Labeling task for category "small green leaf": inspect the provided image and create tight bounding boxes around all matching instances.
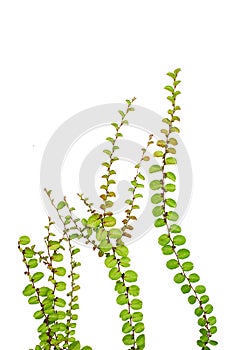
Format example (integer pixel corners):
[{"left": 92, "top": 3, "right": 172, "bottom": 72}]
[
  {"left": 173, "top": 273, "right": 185, "bottom": 284},
  {"left": 56, "top": 282, "right": 66, "bottom": 291},
  {"left": 33, "top": 310, "right": 44, "bottom": 319},
  {"left": 122, "top": 321, "right": 133, "bottom": 333},
  {"left": 57, "top": 201, "right": 66, "bottom": 210},
  {"left": 164, "top": 85, "right": 174, "bottom": 92},
  {"left": 32, "top": 272, "right": 44, "bottom": 283},
  {"left": 19, "top": 236, "right": 30, "bottom": 245},
  {"left": 151, "top": 193, "right": 163, "bottom": 204},
  {"left": 152, "top": 206, "right": 164, "bottom": 217},
  {"left": 54, "top": 267, "right": 66, "bottom": 276},
  {"left": 200, "top": 295, "right": 209, "bottom": 304},
  {"left": 208, "top": 316, "right": 217, "bottom": 325},
  {"left": 128, "top": 285, "right": 140, "bottom": 296},
  {"left": 154, "top": 218, "right": 166, "bottom": 227},
  {"left": 103, "top": 149, "right": 111, "bottom": 156},
  {"left": 149, "top": 164, "right": 161, "bottom": 173},
  {"left": 105, "top": 255, "right": 117, "bottom": 268},
  {"left": 154, "top": 151, "right": 164, "bottom": 157},
  {"left": 109, "top": 228, "right": 122, "bottom": 239},
  {"left": 28, "top": 296, "right": 39, "bottom": 304},
  {"left": 195, "top": 307, "right": 204, "bottom": 316},
  {"left": 177, "top": 248, "right": 190, "bottom": 259},
  {"left": 181, "top": 284, "right": 191, "bottom": 294},
  {"left": 122, "top": 334, "right": 134, "bottom": 346},
  {"left": 68, "top": 341, "right": 81, "bottom": 350},
  {"left": 55, "top": 298, "right": 66, "bottom": 308},
  {"left": 109, "top": 267, "right": 122, "bottom": 280},
  {"left": 173, "top": 235, "right": 186, "bottom": 245},
  {"left": 170, "top": 224, "right": 181, "bottom": 233},
  {"left": 204, "top": 304, "right": 213, "bottom": 314},
  {"left": 132, "top": 312, "right": 143, "bottom": 322},
  {"left": 124, "top": 270, "right": 138, "bottom": 283},
  {"left": 52, "top": 253, "right": 64, "bottom": 262},
  {"left": 166, "top": 259, "right": 179, "bottom": 269},
  {"left": 157, "top": 140, "right": 166, "bottom": 147},
  {"left": 166, "top": 172, "right": 176, "bottom": 181},
  {"left": 150, "top": 180, "right": 162, "bottom": 191},
  {"left": 96, "top": 228, "right": 107, "bottom": 241},
  {"left": 195, "top": 285, "right": 206, "bottom": 294},
  {"left": 116, "top": 294, "right": 128, "bottom": 305},
  {"left": 168, "top": 138, "right": 178, "bottom": 146},
  {"left": 188, "top": 295, "right": 197, "bottom": 304},
  {"left": 103, "top": 216, "right": 116, "bottom": 227},
  {"left": 87, "top": 214, "right": 101, "bottom": 228},
  {"left": 165, "top": 198, "right": 177, "bottom": 208},
  {"left": 136, "top": 334, "right": 145, "bottom": 347},
  {"left": 165, "top": 157, "right": 177, "bottom": 165},
  {"left": 115, "top": 281, "right": 126, "bottom": 294},
  {"left": 182, "top": 262, "right": 194, "bottom": 271},
  {"left": 167, "top": 211, "right": 179, "bottom": 221},
  {"left": 158, "top": 234, "right": 170, "bottom": 246},
  {"left": 162, "top": 245, "right": 173, "bottom": 255},
  {"left": 165, "top": 183, "right": 176, "bottom": 192},
  {"left": 115, "top": 245, "right": 129, "bottom": 257},
  {"left": 28, "top": 259, "right": 38, "bottom": 269},
  {"left": 131, "top": 298, "right": 143, "bottom": 310},
  {"left": 120, "top": 309, "right": 131, "bottom": 321},
  {"left": 134, "top": 322, "right": 145, "bottom": 333},
  {"left": 189, "top": 273, "right": 200, "bottom": 283}
]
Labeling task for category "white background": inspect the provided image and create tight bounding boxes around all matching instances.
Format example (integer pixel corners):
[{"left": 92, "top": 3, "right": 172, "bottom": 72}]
[{"left": 0, "top": 1, "right": 232, "bottom": 349}]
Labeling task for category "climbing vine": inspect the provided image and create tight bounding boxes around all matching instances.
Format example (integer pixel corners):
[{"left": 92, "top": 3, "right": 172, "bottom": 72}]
[{"left": 18, "top": 69, "right": 218, "bottom": 350}]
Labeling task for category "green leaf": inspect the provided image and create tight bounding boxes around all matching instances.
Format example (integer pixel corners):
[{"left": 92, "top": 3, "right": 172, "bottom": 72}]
[
  {"left": 53, "top": 299, "right": 66, "bottom": 309},
  {"left": 170, "top": 126, "right": 180, "bottom": 133},
  {"left": 54, "top": 267, "right": 66, "bottom": 276},
  {"left": 165, "top": 157, "right": 177, "bottom": 165},
  {"left": 154, "top": 218, "right": 166, "bottom": 227},
  {"left": 177, "top": 248, "right": 190, "bottom": 259},
  {"left": 28, "top": 296, "right": 39, "bottom": 304},
  {"left": 122, "top": 321, "right": 133, "bottom": 333},
  {"left": 19, "top": 235, "right": 30, "bottom": 245},
  {"left": 106, "top": 137, "right": 114, "bottom": 143},
  {"left": 188, "top": 295, "right": 197, "bottom": 304},
  {"left": 152, "top": 206, "right": 164, "bottom": 217},
  {"left": 116, "top": 294, "right": 128, "bottom": 305},
  {"left": 131, "top": 298, "right": 143, "bottom": 310},
  {"left": 28, "top": 259, "right": 38, "bottom": 269},
  {"left": 96, "top": 228, "right": 107, "bottom": 241},
  {"left": 149, "top": 164, "right": 161, "bottom": 173},
  {"left": 164, "top": 85, "right": 174, "bottom": 92},
  {"left": 167, "top": 211, "right": 179, "bottom": 221},
  {"left": 122, "top": 334, "right": 134, "bottom": 346},
  {"left": 162, "top": 118, "right": 171, "bottom": 125},
  {"left": 87, "top": 214, "right": 101, "bottom": 228},
  {"left": 132, "top": 312, "right": 143, "bottom": 322},
  {"left": 124, "top": 270, "right": 138, "bottom": 283},
  {"left": 115, "top": 245, "right": 129, "bottom": 257},
  {"left": 174, "top": 68, "right": 181, "bottom": 75},
  {"left": 118, "top": 110, "right": 125, "bottom": 118},
  {"left": 128, "top": 285, "right": 140, "bottom": 296},
  {"left": 200, "top": 295, "right": 209, "bottom": 304},
  {"left": 68, "top": 341, "right": 81, "bottom": 350},
  {"left": 120, "top": 309, "right": 131, "bottom": 321},
  {"left": 195, "top": 285, "right": 206, "bottom": 294},
  {"left": 158, "top": 234, "right": 170, "bottom": 246},
  {"left": 166, "top": 259, "right": 179, "bottom": 269},
  {"left": 103, "top": 149, "right": 111, "bottom": 156},
  {"left": 151, "top": 193, "right": 163, "bottom": 204},
  {"left": 32, "top": 272, "right": 44, "bottom": 283},
  {"left": 182, "top": 262, "right": 194, "bottom": 271},
  {"left": 136, "top": 334, "right": 145, "bottom": 347},
  {"left": 170, "top": 224, "right": 181, "bottom": 233},
  {"left": 198, "top": 318, "right": 206, "bottom": 327},
  {"left": 52, "top": 253, "right": 64, "bottom": 262},
  {"left": 48, "top": 241, "right": 61, "bottom": 250},
  {"left": 189, "top": 273, "right": 200, "bottom": 283},
  {"left": 57, "top": 201, "right": 66, "bottom": 210},
  {"left": 208, "top": 316, "right": 217, "bottom": 325},
  {"left": 105, "top": 255, "right": 117, "bottom": 268},
  {"left": 109, "top": 267, "right": 122, "bottom": 280},
  {"left": 195, "top": 307, "right": 203, "bottom": 317},
  {"left": 120, "top": 257, "right": 131, "bottom": 267},
  {"left": 173, "top": 273, "right": 185, "bottom": 284},
  {"left": 33, "top": 310, "right": 44, "bottom": 319},
  {"left": 134, "top": 322, "right": 145, "bottom": 333},
  {"left": 103, "top": 216, "right": 116, "bottom": 227},
  {"left": 181, "top": 284, "right": 191, "bottom": 294},
  {"left": 109, "top": 228, "right": 122, "bottom": 239},
  {"left": 165, "top": 198, "right": 177, "bottom": 208},
  {"left": 24, "top": 248, "right": 34, "bottom": 258},
  {"left": 209, "top": 340, "right": 218, "bottom": 346},
  {"left": 173, "top": 235, "right": 186, "bottom": 245},
  {"left": 165, "top": 171, "right": 176, "bottom": 181},
  {"left": 168, "top": 138, "right": 178, "bottom": 146},
  {"left": 154, "top": 151, "right": 164, "bottom": 157},
  {"left": 157, "top": 139, "right": 166, "bottom": 147},
  {"left": 204, "top": 304, "right": 213, "bottom": 314},
  {"left": 165, "top": 183, "right": 176, "bottom": 192},
  {"left": 56, "top": 282, "right": 66, "bottom": 291},
  {"left": 38, "top": 287, "right": 50, "bottom": 297},
  {"left": 150, "top": 180, "right": 162, "bottom": 191},
  {"left": 161, "top": 245, "right": 173, "bottom": 255},
  {"left": 167, "top": 72, "right": 176, "bottom": 79}
]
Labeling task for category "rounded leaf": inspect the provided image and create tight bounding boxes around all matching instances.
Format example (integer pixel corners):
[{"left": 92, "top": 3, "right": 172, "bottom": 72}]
[
  {"left": 32, "top": 272, "right": 44, "bottom": 283},
  {"left": 173, "top": 273, "right": 185, "bottom": 284},
  {"left": 151, "top": 193, "right": 163, "bottom": 204},
  {"left": 19, "top": 235, "right": 30, "bottom": 245},
  {"left": 165, "top": 198, "right": 177, "bottom": 208},
  {"left": 154, "top": 218, "right": 166, "bottom": 227},
  {"left": 152, "top": 206, "right": 164, "bottom": 217},
  {"left": 195, "top": 285, "right": 206, "bottom": 294},
  {"left": 167, "top": 211, "right": 179, "bottom": 221},
  {"left": 122, "top": 334, "right": 134, "bottom": 346},
  {"left": 120, "top": 309, "right": 131, "bottom": 321},
  {"left": 115, "top": 245, "right": 129, "bottom": 257},
  {"left": 182, "top": 262, "right": 194, "bottom": 271},
  {"left": 166, "top": 259, "right": 179, "bottom": 269},
  {"left": 149, "top": 164, "right": 161, "bottom": 173},
  {"left": 131, "top": 298, "right": 143, "bottom": 310},
  {"left": 173, "top": 235, "right": 186, "bottom": 245},
  {"left": 134, "top": 322, "right": 145, "bottom": 333},
  {"left": 177, "top": 248, "right": 190, "bottom": 259},
  {"left": 116, "top": 294, "right": 128, "bottom": 305},
  {"left": 124, "top": 270, "right": 138, "bottom": 283},
  {"left": 103, "top": 216, "right": 116, "bottom": 227},
  {"left": 150, "top": 180, "right": 162, "bottom": 191},
  {"left": 162, "top": 245, "right": 173, "bottom": 255},
  {"left": 109, "top": 267, "right": 122, "bottom": 280},
  {"left": 158, "top": 234, "right": 170, "bottom": 246},
  {"left": 132, "top": 312, "right": 143, "bottom": 322}
]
